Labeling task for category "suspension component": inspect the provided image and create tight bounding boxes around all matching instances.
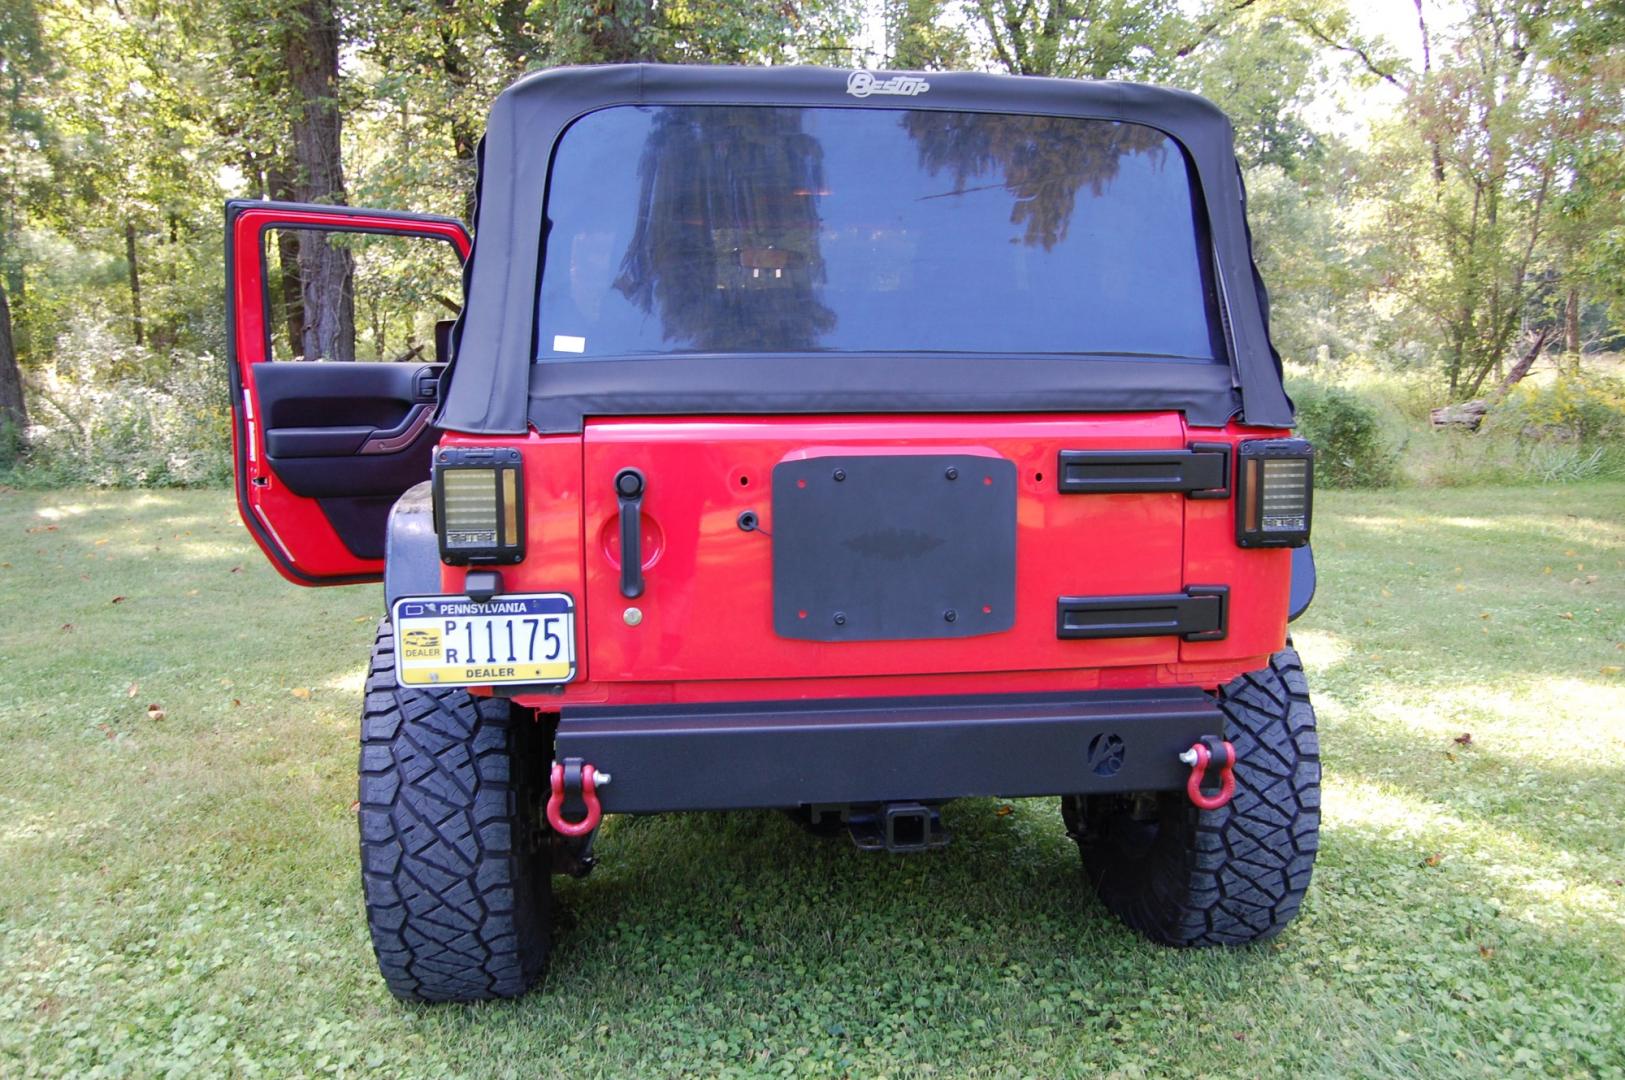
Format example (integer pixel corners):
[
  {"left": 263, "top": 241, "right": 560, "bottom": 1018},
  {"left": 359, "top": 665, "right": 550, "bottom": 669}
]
[
  {"left": 546, "top": 758, "right": 608, "bottom": 837},
  {"left": 1179, "top": 736, "right": 1237, "bottom": 811}
]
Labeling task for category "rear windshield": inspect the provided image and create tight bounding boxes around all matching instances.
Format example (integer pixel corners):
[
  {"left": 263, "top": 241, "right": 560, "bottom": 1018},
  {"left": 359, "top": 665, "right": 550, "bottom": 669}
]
[{"left": 534, "top": 105, "right": 1222, "bottom": 362}]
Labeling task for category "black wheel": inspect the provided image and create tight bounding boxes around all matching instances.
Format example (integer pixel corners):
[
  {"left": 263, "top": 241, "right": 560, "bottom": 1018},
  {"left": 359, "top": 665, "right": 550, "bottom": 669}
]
[
  {"left": 358, "top": 621, "right": 552, "bottom": 1001},
  {"left": 1065, "top": 648, "right": 1320, "bottom": 945}
]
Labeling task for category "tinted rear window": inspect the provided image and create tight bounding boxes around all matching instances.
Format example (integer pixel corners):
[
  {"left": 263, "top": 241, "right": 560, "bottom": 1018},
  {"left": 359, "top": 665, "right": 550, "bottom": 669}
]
[{"left": 535, "top": 105, "right": 1222, "bottom": 362}]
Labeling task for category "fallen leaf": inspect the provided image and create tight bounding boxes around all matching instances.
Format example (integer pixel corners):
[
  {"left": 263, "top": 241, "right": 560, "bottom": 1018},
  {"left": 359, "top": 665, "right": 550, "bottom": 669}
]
[
  {"left": 145, "top": 704, "right": 165, "bottom": 722},
  {"left": 1453, "top": 732, "right": 1473, "bottom": 747},
  {"left": 126, "top": 683, "right": 139, "bottom": 698},
  {"left": 1478, "top": 944, "right": 1494, "bottom": 959},
  {"left": 59, "top": 623, "right": 73, "bottom": 632},
  {"left": 229, "top": 566, "right": 242, "bottom": 574},
  {"left": 1559, "top": 612, "right": 1574, "bottom": 620},
  {"left": 110, "top": 596, "right": 126, "bottom": 604},
  {"left": 97, "top": 723, "right": 116, "bottom": 739},
  {"left": 995, "top": 805, "right": 1013, "bottom": 817},
  {"left": 231, "top": 698, "right": 242, "bottom": 707},
  {"left": 1444, "top": 751, "right": 1457, "bottom": 763},
  {"left": 1380, "top": 588, "right": 1392, "bottom": 598},
  {"left": 1424, "top": 852, "right": 1443, "bottom": 867},
  {"left": 1454, "top": 583, "right": 1466, "bottom": 592},
  {"left": 1543, "top": 566, "right": 1552, "bottom": 574},
  {"left": 348, "top": 800, "right": 361, "bottom": 814},
  {"left": 94, "top": 538, "right": 109, "bottom": 546},
  {"left": 186, "top": 589, "right": 199, "bottom": 597},
  {"left": 1479, "top": 611, "right": 1491, "bottom": 620},
  {"left": 290, "top": 687, "right": 311, "bottom": 700},
  {"left": 1602, "top": 666, "right": 1621, "bottom": 676}
]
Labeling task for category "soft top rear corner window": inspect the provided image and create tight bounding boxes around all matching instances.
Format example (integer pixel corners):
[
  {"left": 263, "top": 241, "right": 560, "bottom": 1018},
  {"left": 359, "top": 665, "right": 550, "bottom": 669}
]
[{"left": 534, "top": 105, "right": 1224, "bottom": 363}]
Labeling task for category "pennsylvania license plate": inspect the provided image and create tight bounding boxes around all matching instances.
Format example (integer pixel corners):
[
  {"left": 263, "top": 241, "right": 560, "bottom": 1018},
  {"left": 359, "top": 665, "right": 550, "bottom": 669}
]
[{"left": 390, "top": 593, "right": 576, "bottom": 688}]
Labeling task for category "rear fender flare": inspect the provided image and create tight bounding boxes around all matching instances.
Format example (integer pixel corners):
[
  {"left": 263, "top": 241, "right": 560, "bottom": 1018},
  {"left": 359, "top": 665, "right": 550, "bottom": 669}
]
[
  {"left": 384, "top": 482, "right": 440, "bottom": 610},
  {"left": 1288, "top": 544, "right": 1316, "bottom": 622}
]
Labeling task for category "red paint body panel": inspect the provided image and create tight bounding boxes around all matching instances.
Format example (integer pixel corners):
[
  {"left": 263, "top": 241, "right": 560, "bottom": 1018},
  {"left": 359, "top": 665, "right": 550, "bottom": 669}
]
[
  {"left": 436, "top": 415, "right": 1292, "bottom": 705},
  {"left": 228, "top": 205, "right": 470, "bottom": 585},
  {"left": 1181, "top": 425, "right": 1292, "bottom": 665}
]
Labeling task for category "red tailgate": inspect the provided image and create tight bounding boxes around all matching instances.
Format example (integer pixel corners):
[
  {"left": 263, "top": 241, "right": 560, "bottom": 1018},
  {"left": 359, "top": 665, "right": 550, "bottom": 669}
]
[{"left": 579, "top": 415, "right": 1189, "bottom": 683}]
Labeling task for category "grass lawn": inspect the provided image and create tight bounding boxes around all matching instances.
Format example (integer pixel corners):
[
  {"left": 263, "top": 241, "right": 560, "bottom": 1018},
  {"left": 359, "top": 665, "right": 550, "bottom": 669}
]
[{"left": 1, "top": 483, "right": 1622, "bottom": 1078}]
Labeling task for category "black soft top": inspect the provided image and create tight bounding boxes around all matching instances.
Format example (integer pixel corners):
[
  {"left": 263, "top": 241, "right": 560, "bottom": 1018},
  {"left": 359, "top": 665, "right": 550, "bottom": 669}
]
[{"left": 438, "top": 64, "right": 1294, "bottom": 434}]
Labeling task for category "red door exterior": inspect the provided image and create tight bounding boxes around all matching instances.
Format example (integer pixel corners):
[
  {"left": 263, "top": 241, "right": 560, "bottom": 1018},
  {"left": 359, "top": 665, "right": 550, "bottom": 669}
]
[{"left": 226, "top": 202, "right": 470, "bottom": 584}]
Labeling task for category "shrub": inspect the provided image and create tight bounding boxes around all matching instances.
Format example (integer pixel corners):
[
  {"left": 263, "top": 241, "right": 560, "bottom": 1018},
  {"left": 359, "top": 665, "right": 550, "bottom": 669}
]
[
  {"left": 1290, "top": 383, "right": 1399, "bottom": 488},
  {"left": 4, "top": 320, "right": 232, "bottom": 488},
  {"left": 1491, "top": 374, "right": 1625, "bottom": 445}
]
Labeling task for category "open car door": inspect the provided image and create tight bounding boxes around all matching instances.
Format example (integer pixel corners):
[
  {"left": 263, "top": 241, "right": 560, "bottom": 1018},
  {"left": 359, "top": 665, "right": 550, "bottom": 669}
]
[{"left": 226, "top": 201, "right": 471, "bottom": 584}]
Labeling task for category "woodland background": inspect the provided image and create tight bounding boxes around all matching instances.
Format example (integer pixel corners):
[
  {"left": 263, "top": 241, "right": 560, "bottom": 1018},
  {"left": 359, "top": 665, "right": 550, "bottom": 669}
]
[{"left": 0, "top": 0, "right": 1620, "bottom": 487}]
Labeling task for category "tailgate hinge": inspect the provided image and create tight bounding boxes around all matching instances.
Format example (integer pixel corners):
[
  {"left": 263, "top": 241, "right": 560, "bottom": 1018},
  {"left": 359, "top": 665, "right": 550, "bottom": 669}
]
[{"left": 1056, "top": 442, "right": 1231, "bottom": 498}]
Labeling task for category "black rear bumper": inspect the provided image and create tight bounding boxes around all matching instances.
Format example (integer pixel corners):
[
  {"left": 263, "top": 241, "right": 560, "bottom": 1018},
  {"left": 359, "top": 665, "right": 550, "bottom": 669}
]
[{"left": 554, "top": 688, "right": 1222, "bottom": 813}]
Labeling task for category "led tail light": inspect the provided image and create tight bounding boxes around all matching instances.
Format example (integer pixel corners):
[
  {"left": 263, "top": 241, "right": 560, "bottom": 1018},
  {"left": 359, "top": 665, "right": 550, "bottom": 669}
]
[
  {"left": 433, "top": 446, "right": 524, "bottom": 564},
  {"left": 1235, "top": 439, "right": 1313, "bottom": 548}
]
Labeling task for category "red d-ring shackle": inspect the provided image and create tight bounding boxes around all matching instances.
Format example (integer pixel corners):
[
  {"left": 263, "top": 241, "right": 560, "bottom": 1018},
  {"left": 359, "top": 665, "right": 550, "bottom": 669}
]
[
  {"left": 546, "top": 761, "right": 604, "bottom": 837},
  {"left": 1183, "top": 739, "right": 1237, "bottom": 811}
]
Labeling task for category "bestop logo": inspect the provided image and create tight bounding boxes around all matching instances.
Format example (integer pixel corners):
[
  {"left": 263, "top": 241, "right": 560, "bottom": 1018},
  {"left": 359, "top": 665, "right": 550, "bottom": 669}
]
[{"left": 846, "top": 71, "right": 931, "bottom": 99}]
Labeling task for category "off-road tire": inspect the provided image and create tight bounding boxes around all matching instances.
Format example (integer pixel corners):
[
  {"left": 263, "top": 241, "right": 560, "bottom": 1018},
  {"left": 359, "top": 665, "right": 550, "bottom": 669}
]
[
  {"left": 358, "top": 622, "right": 552, "bottom": 1001},
  {"left": 1067, "top": 648, "right": 1319, "bottom": 945}
]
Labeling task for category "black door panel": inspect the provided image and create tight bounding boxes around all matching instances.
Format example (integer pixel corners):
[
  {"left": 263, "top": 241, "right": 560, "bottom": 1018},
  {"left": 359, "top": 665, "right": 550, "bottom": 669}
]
[
  {"left": 256, "top": 362, "right": 435, "bottom": 429},
  {"left": 316, "top": 496, "right": 399, "bottom": 560},
  {"left": 255, "top": 361, "right": 442, "bottom": 555}
]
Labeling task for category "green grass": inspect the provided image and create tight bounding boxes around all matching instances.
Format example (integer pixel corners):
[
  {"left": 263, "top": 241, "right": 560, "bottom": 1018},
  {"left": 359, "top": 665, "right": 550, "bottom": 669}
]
[{"left": 1, "top": 484, "right": 1622, "bottom": 1078}]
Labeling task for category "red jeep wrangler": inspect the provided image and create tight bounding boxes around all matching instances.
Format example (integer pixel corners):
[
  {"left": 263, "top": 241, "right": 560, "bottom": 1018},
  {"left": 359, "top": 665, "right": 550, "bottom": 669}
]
[{"left": 227, "top": 64, "right": 1320, "bottom": 1003}]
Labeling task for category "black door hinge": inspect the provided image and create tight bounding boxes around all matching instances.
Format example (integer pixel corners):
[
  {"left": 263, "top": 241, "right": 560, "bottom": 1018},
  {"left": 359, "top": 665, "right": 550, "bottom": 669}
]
[{"left": 1056, "top": 443, "right": 1231, "bottom": 499}]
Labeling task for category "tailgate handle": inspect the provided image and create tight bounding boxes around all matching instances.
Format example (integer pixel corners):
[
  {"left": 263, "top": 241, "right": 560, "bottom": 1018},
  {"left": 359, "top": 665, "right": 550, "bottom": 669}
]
[{"left": 614, "top": 468, "right": 646, "bottom": 599}]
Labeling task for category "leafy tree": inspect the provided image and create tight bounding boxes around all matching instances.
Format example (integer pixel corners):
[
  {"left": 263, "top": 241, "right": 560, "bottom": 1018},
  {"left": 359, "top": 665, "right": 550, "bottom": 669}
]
[
  {"left": 966, "top": 0, "right": 1189, "bottom": 79},
  {"left": 0, "top": 0, "right": 52, "bottom": 438},
  {"left": 885, "top": 0, "right": 971, "bottom": 68},
  {"left": 1365, "top": 0, "right": 1622, "bottom": 398}
]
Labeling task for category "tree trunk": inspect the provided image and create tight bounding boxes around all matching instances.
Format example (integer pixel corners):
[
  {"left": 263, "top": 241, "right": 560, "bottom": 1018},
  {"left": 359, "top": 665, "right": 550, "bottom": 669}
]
[
  {"left": 571, "top": 0, "right": 655, "bottom": 63},
  {"left": 125, "top": 221, "right": 145, "bottom": 347},
  {"left": 1564, "top": 287, "right": 1581, "bottom": 354},
  {"left": 0, "top": 278, "right": 26, "bottom": 444},
  {"left": 267, "top": 164, "right": 306, "bottom": 356},
  {"left": 435, "top": 0, "right": 480, "bottom": 223},
  {"left": 494, "top": 0, "right": 535, "bottom": 71},
  {"left": 157, "top": 213, "right": 180, "bottom": 354},
  {"left": 283, "top": 0, "right": 354, "bottom": 362},
  {"left": 1492, "top": 326, "right": 1553, "bottom": 401}
]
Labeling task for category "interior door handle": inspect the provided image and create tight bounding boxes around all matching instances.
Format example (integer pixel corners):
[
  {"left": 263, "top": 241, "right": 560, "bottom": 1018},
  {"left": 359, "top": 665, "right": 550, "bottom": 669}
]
[
  {"left": 615, "top": 468, "right": 645, "bottom": 599},
  {"left": 360, "top": 403, "right": 434, "bottom": 454}
]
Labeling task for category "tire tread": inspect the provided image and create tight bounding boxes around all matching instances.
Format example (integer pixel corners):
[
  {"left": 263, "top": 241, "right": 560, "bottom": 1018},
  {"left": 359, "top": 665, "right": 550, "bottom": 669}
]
[
  {"left": 358, "top": 622, "right": 549, "bottom": 1002},
  {"left": 1078, "top": 648, "right": 1320, "bottom": 946}
]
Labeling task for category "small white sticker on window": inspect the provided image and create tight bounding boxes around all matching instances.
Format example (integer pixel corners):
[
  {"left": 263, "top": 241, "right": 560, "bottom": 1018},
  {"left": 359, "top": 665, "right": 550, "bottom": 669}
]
[{"left": 552, "top": 334, "right": 586, "bottom": 353}]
